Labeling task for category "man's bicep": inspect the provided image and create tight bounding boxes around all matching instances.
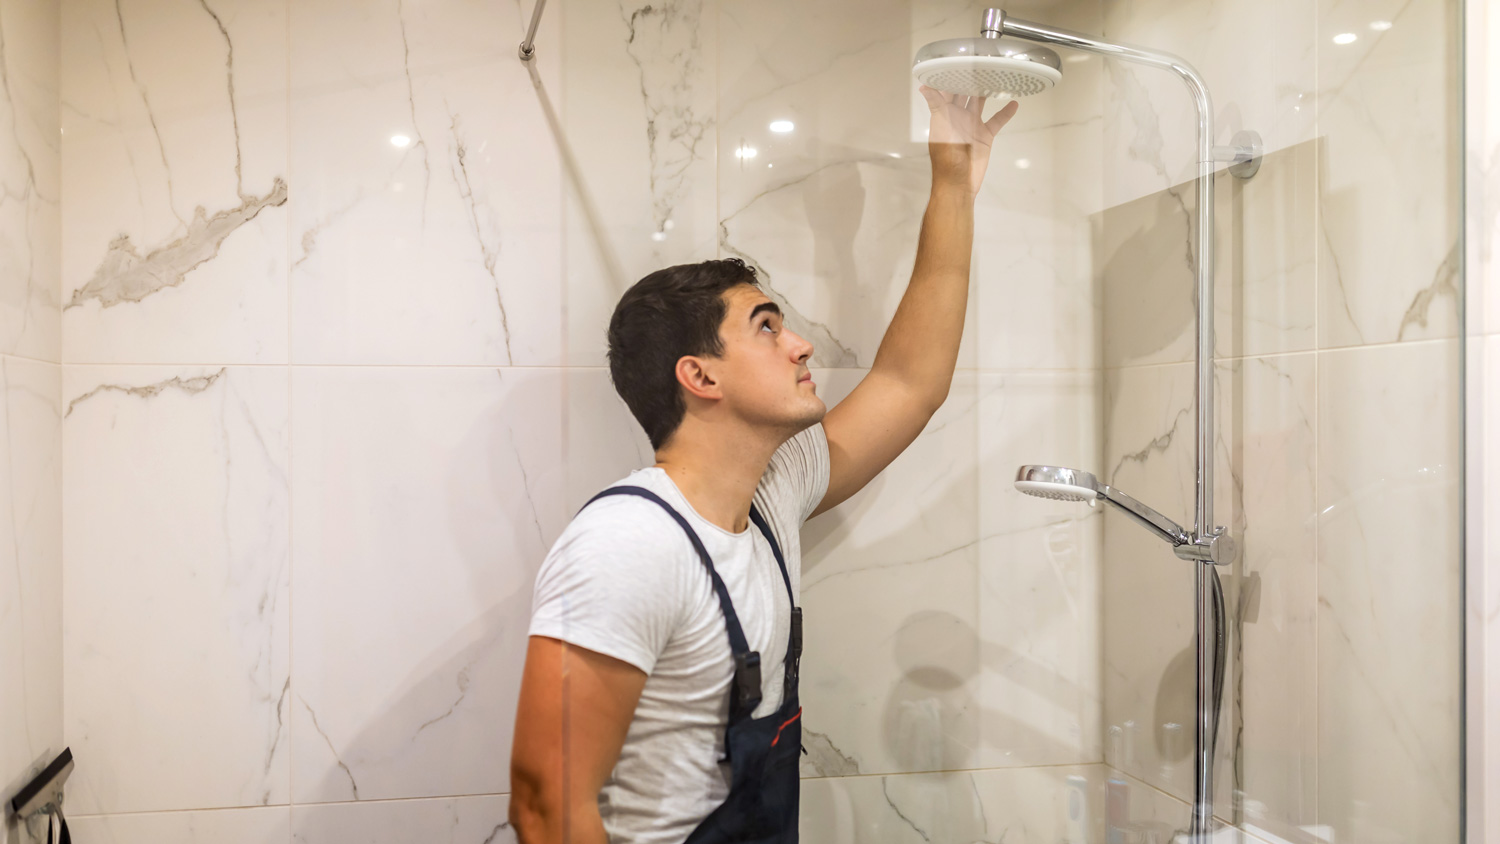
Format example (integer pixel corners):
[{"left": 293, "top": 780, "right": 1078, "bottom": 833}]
[
  {"left": 511, "top": 635, "right": 647, "bottom": 813},
  {"left": 811, "top": 371, "right": 937, "bottom": 519}
]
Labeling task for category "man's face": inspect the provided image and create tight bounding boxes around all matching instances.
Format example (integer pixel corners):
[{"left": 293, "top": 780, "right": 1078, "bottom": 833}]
[{"left": 708, "top": 285, "right": 826, "bottom": 433}]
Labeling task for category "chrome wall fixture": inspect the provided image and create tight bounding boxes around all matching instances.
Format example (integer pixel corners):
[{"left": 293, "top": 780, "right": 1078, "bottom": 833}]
[
  {"left": 517, "top": 0, "right": 547, "bottom": 61},
  {"left": 978, "top": 8, "right": 1260, "bottom": 840}
]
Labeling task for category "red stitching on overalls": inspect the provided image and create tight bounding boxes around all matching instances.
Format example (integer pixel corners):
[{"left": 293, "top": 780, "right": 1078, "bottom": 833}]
[{"left": 769, "top": 707, "right": 803, "bottom": 747}]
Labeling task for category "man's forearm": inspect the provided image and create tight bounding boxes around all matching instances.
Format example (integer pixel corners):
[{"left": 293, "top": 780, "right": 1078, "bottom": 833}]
[{"left": 868, "top": 181, "right": 976, "bottom": 408}]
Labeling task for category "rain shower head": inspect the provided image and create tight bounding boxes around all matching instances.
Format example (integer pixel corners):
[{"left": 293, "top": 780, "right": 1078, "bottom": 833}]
[
  {"left": 1015, "top": 464, "right": 1099, "bottom": 502},
  {"left": 912, "top": 37, "right": 1062, "bottom": 99}
]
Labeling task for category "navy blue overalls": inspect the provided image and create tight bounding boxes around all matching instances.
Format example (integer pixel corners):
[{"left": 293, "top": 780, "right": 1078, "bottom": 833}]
[{"left": 583, "top": 486, "right": 804, "bottom": 844}]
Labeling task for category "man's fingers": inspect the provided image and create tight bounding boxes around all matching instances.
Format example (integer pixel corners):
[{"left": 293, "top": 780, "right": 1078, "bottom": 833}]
[
  {"left": 984, "top": 99, "right": 1021, "bottom": 134},
  {"left": 918, "top": 84, "right": 952, "bottom": 108},
  {"left": 968, "top": 95, "right": 987, "bottom": 116}
]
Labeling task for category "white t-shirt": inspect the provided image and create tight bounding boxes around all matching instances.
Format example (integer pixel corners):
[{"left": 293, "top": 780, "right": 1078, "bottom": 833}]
[{"left": 527, "top": 424, "right": 831, "bottom": 844}]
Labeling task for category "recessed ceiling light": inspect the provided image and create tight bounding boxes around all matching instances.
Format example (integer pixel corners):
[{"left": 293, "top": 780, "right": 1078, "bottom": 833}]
[
  {"left": 734, "top": 145, "right": 758, "bottom": 159},
  {"left": 390, "top": 134, "right": 412, "bottom": 148},
  {"left": 1015, "top": 158, "right": 1032, "bottom": 170},
  {"left": 1369, "top": 20, "right": 1392, "bottom": 31},
  {"left": 1333, "top": 32, "right": 1358, "bottom": 45},
  {"left": 769, "top": 120, "right": 795, "bottom": 133}
]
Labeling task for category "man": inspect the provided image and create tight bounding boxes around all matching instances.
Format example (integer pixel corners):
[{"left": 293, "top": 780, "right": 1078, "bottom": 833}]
[{"left": 509, "top": 86, "right": 1019, "bottom": 844}]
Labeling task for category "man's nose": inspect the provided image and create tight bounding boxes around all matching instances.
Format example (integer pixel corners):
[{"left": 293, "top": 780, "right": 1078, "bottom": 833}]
[{"left": 789, "top": 331, "right": 814, "bottom": 363}]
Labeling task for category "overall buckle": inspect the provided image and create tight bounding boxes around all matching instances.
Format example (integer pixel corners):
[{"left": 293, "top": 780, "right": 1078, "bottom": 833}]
[{"left": 734, "top": 651, "right": 763, "bottom": 712}]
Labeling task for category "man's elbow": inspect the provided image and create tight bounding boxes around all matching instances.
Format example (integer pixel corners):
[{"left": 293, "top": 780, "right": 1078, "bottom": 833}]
[{"left": 508, "top": 767, "right": 559, "bottom": 843}]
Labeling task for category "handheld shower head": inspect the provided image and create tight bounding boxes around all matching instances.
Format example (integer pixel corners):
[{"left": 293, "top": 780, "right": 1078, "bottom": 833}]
[
  {"left": 1015, "top": 464, "right": 1191, "bottom": 547},
  {"left": 1015, "top": 464, "right": 1099, "bottom": 502},
  {"left": 912, "top": 37, "right": 1062, "bottom": 99}
]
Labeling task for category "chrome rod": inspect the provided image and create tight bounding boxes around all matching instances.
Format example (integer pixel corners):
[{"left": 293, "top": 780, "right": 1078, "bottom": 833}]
[
  {"left": 1098, "top": 485, "right": 1192, "bottom": 547},
  {"left": 997, "top": 12, "right": 1221, "bottom": 841},
  {"left": 518, "top": 0, "right": 548, "bottom": 61}
]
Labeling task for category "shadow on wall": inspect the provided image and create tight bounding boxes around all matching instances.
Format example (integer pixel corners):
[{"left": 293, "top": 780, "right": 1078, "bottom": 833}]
[{"left": 799, "top": 452, "right": 1099, "bottom": 776}]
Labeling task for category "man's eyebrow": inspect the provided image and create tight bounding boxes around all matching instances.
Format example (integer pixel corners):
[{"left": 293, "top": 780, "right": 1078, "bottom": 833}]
[{"left": 749, "top": 301, "right": 782, "bottom": 322}]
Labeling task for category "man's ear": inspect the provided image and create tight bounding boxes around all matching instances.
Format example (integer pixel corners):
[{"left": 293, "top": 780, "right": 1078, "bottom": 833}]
[{"left": 675, "top": 355, "right": 722, "bottom": 401}]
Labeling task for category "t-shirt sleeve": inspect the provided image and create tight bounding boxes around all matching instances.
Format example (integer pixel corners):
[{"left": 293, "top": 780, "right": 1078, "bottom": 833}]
[
  {"left": 760, "top": 422, "right": 832, "bottom": 526},
  {"left": 527, "top": 500, "right": 688, "bottom": 675}
]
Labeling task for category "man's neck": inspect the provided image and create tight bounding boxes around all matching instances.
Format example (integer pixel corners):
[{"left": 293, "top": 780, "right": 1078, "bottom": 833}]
[{"left": 652, "top": 421, "right": 786, "bottom": 534}]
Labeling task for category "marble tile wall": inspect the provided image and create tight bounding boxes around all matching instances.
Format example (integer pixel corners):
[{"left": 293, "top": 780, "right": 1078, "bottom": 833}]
[
  {"left": 52, "top": 0, "right": 1113, "bottom": 840},
  {"left": 0, "top": 1, "right": 62, "bottom": 844},
  {"left": 1098, "top": 1, "right": 1465, "bottom": 842}
]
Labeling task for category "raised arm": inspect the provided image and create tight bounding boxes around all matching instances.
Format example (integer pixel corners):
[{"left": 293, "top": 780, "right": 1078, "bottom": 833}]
[
  {"left": 509, "top": 636, "right": 646, "bottom": 844},
  {"left": 811, "top": 88, "right": 1018, "bottom": 518}
]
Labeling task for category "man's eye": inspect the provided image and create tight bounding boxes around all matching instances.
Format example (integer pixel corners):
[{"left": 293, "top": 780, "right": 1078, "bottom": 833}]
[{"left": 761, "top": 320, "right": 777, "bottom": 333}]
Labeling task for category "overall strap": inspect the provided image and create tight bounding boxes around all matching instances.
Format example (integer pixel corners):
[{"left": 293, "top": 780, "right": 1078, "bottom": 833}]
[
  {"left": 748, "top": 504, "right": 803, "bottom": 693},
  {"left": 747, "top": 505, "right": 794, "bottom": 606},
  {"left": 582, "top": 486, "right": 763, "bottom": 713}
]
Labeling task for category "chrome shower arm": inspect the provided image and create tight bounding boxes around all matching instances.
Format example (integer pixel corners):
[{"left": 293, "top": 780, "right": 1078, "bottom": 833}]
[
  {"left": 1098, "top": 485, "right": 1192, "bottom": 547},
  {"left": 994, "top": 15, "right": 1214, "bottom": 162}
]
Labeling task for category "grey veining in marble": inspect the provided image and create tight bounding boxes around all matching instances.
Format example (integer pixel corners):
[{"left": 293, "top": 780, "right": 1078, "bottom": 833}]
[
  {"left": 619, "top": 0, "right": 712, "bottom": 237},
  {"left": 67, "top": 180, "right": 286, "bottom": 310}
]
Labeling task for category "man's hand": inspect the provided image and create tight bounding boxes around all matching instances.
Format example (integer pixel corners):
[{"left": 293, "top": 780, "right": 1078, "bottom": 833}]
[{"left": 919, "top": 85, "right": 1020, "bottom": 195}]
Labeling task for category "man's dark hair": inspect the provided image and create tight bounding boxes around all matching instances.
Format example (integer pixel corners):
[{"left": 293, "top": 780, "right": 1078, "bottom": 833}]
[{"left": 607, "top": 258, "right": 761, "bottom": 450}]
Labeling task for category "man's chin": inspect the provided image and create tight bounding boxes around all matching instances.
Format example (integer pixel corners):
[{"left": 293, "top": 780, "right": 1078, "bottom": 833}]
[{"left": 795, "top": 398, "right": 828, "bottom": 430}]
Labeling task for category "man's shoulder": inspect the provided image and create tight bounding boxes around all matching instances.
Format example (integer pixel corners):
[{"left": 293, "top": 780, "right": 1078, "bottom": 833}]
[{"left": 556, "top": 479, "right": 693, "bottom": 558}]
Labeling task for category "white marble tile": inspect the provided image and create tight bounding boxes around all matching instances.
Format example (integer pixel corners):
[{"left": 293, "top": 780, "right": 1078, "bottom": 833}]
[
  {"left": 1471, "top": 0, "right": 1500, "bottom": 339},
  {"left": 1100, "top": 353, "right": 1317, "bottom": 825},
  {"left": 797, "top": 369, "right": 980, "bottom": 776},
  {"left": 1316, "top": 340, "right": 1462, "bottom": 843},
  {"left": 976, "top": 370, "right": 1102, "bottom": 769},
  {"left": 970, "top": 23, "right": 1104, "bottom": 372},
  {"left": 288, "top": 0, "right": 561, "bottom": 366},
  {"left": 1316, "top": 0, "right": 1461, "bottom": 349},
  {"left": 0, "top": 357, "right": 62, "bottom": 844},
  {"left": 1099, "top": 361, "right": 1205, "bottom": 807},
  {"left": 1100, "top": 0, "right": 1319, "bottom": 208},
  {"left": 62, "top": 365, "right": 290, "bottom": 814},
  {"left": 799, "top": 368, "right": 1104, "bottom": 777},
  {"left": 67, "top": 807, "right": 290, "bottom": 844},
  {"left": 1217, "top": 141, "right": 1318, "bottom": 359},
  {"left": 1216, "top": 353, "right": 1318, "bottom": 838},
  {"left": 289, "top": 367, "right": 564, "bottom": 803},
  {"left": 800, "top": 764, "right": 1193, "bottom": 844},
  {"left": 716, "top": 0, "right": 970, "bottom": 370},
  {"left": 562, "top": 0, "right": 719, "bottom": 366},
  {"left": 1100, "top": 140, "right": 1318, "bottom": 369},
  {"left": 715, "top": 0, "right": 1110, "bottom": 373},
  {"left": 1478, "top": 336, "right": 1500, "bottom": 844},
  {"left": 61, "top": 0, "right": 288, "bottom": 364},
  {"left": 562, "top": 367, "right": 654, "bottom": 513},
  {"left": 0, "top": 0, "right": 60, "bottom": 363},
  {"left": 1476, "top": 2, "right": 1500, "bottom": 343},
  {"left": 292, "top": 794, "right": 513, "bottom": 844}
]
